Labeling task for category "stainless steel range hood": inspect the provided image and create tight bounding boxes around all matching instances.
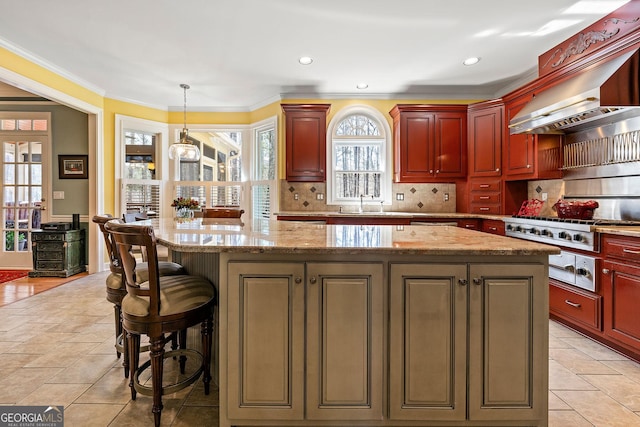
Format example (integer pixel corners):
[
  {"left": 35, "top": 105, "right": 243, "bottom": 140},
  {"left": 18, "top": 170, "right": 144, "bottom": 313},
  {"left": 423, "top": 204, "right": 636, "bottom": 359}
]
[{"left": 508, "top": 49, "right": 640, "bottom": 134}]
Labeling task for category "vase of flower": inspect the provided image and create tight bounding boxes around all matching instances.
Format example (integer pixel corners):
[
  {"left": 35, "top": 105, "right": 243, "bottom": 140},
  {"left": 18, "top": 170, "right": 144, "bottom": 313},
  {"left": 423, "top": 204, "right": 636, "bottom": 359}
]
[{"left": 171, "top": 197, "right": 199, "bottom": 219}]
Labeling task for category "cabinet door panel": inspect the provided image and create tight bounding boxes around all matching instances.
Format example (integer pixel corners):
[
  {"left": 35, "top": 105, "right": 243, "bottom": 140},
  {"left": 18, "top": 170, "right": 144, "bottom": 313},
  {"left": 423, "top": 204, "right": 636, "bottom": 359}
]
[
  {"left": 404, "top": 114, "right": 433, "bottom": 175},
  {"left": 306, "top": 263, "right": 384, "bottom": 421},
  {"left": 288, "top": 116, "right": 325, "bottom": 178},
  {"left": 389, "top": 263, "right": 467, "bottom": 421},
  {"left": 434, "top": 113, "right": 466, "bottom": 177},
  {"left": 469, "top": 264, "right": 546, "bottom": 421},
  {"left": 468, "top": 104, "right": 502, "bottom": 177},
  {"left": 227, "top": 262, "right": 305, "bottom": 420},
  {"left": 603, "top": 260, "right": 640, "bottom": 349}
]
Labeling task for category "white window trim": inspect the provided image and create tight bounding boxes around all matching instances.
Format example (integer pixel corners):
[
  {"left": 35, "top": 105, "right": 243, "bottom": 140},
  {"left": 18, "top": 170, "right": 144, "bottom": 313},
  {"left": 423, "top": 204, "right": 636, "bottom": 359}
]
[
  {"left": 249, "top": 115, "right": 278, "bottom": 219},
  {"left": 326, "top": 105, "right": 392, "bottom": 206}
]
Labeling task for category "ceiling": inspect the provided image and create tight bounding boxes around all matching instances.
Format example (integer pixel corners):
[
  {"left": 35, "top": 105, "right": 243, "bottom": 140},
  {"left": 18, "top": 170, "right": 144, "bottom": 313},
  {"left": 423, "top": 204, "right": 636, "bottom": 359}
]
[{"left": 0, "top": 0, "right": 631, "bottom": 111}]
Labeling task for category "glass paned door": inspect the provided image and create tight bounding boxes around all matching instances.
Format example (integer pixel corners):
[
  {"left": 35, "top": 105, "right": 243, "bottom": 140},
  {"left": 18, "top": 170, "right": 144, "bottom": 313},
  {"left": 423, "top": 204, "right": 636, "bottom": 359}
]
[{"left": 1, "top": 137, "right": 49, "bottom": 268}]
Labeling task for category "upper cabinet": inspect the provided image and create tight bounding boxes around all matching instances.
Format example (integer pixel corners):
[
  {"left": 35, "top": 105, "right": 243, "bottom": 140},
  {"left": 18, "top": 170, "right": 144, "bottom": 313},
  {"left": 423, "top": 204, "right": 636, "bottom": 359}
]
[
  {"left": 282, "top": 104, "right": 331, "bottom": 182},
  {"left": 467, "top": 100, "right": 503, "bottom": 178},
  {"left": 390, "top": 105, "right": 467, "bottom": 183},
  {"left": 503, "top": 91, "right": 563, "bottom": 181}
]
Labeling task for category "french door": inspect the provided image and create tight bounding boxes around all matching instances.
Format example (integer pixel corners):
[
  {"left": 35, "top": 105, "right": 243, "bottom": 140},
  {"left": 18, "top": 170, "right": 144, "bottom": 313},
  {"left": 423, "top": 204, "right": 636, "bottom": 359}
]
[{"left": 1, "top": 135, "right": 50, "bottom": 268}]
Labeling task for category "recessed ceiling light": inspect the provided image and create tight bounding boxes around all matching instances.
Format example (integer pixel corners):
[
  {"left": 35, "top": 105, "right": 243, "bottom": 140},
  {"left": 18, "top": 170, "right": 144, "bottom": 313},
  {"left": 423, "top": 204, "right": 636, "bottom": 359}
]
[
  {"left": 298, "top": 56, "right": 313, "bottom": 65},
  {"left": 356, "top": 83, "right": 369, "bottom": 89},
  {"left": 463, "top": 57, "right": 481, "bottom": 66}
]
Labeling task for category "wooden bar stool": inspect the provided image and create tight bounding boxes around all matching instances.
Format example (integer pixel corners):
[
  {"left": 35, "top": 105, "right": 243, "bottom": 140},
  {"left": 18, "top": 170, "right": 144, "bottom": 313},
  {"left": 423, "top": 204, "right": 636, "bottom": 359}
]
[
  {"left": 92, "top": 214, "right": 185, "bottom": 377},
  {"left": 105, "top": 220, "right": 215, "bottom": 427}
]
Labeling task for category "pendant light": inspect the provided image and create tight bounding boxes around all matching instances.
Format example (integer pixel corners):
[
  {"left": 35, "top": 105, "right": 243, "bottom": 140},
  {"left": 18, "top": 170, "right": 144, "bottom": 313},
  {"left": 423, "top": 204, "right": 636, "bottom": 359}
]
[{"left": 168, "top": 83, "right": 201, "bottom": 161}]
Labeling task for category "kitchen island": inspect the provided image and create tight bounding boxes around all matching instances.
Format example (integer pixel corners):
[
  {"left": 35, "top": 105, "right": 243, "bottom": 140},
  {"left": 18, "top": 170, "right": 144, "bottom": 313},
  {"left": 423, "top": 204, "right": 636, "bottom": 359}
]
[{"left": 151, "top": 218, "right": 559, "bottom": 427}]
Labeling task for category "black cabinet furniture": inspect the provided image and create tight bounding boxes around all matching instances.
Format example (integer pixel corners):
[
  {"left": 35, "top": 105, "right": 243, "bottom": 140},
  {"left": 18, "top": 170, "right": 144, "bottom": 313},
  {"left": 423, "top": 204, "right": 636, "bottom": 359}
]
[{"left": 29, "top": 229, "right": 86, "bottom": 277}]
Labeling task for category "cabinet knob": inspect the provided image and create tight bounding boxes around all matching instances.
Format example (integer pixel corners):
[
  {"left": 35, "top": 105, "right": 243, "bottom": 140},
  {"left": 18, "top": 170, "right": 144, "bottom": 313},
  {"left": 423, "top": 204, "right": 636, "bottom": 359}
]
[
  {"left": 435, "top": 169, "right": 440, "bottom": 174},
  {"left": 496, "top": 168, "right": 500, "bottom": 172},
  {"left": 309, "top": 276, "right": 317, "bottom": 285},
  {"left": 473, "top": 277, "right": 482, "bottom": 285},
  {"left": 526, "top": 164, "right": 531, "bottom": 168},
  {"left": 602, "top": 268, "right": 610, "bottom": 275},
  {"left": 429, "top": 169, "right": 434, "bottom": 174},
  {"left": 295, "top": 276, "right": 302, "bottom": 284},
  {"left": 458, "top": 278, "right": 468, "bottom": 286}
]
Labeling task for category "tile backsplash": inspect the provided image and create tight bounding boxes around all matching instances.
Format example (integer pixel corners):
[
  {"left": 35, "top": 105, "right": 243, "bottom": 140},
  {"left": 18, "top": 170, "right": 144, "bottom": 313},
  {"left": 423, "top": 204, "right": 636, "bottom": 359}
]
[
  {"left": 279, "top": 180, "right": 456, "bottom": 213},
  {"left": 527, "top": 179, "right": 565, "bottom": 217}
]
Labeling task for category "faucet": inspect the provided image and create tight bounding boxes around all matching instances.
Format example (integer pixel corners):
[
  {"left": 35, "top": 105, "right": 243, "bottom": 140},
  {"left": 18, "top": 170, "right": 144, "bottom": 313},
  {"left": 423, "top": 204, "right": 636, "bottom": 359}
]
[{"left": 359, "top": 195, "right": 364, "bottom": 213}]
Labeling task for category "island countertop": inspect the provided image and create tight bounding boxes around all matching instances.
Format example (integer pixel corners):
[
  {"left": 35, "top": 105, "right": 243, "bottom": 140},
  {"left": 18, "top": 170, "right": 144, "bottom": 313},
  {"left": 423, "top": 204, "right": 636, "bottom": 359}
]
[{"left": 148, "top": 218, "right": 559, "bottom": 256}]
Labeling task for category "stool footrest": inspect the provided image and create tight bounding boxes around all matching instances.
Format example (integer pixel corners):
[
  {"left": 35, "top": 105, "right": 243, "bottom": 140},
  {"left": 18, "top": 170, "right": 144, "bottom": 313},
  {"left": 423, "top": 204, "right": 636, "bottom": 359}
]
[{"left": 133, "top": 348, "right": 203, "bottom": 396}]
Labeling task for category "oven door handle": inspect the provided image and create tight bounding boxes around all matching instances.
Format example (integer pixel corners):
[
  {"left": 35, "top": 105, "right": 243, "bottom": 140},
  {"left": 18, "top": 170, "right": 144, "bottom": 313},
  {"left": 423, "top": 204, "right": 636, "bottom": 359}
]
[{"left": 550, "top": 263, "right": 575, "bottom": 273}]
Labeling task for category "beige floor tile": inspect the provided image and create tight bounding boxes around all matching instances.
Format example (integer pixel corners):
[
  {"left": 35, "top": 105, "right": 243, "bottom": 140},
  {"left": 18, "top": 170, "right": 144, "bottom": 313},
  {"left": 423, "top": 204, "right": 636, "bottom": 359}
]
[
  {"left": 0, "top": 367, "right": 64, "bottom": 404},
  {"left": 549, "top": 335, "right": 574, "bottom": 349},
  {"left": 173, "top": 405, "right": 219, "bottom": 426},
  {"left": 17, "top": 382, "right": 91, "bottom": 407},
  {"left": 184, "top": 381, "right": 219, "bottom": 407},
  {"left": 561, "top": 336, "right": 631, "bottom": 361},
  {"left": 549, "top": 321, "right": 585, "bottom": 338},
  {"left": 549, "top": 359, "right": 598, "bottom": 391},
  {"left": 603, "top": 360, "right": 640, "bottom": 384},
  {"left": 554, "top": 390, "right": 640, "bottom": 426},
  {"left": 549, "top": 391, "right": 572, "bottom": 410},
  {"left": 110, "top": 398, "right": 183, "bottom": 426},
  {"left": 63, "top": 403, "right": 125, "bottom": 427},
  {"left": 582, "top": 374, "right": 640, "bottom": 411},
  {"left": 550, "top": 348, "right": 620, "bottom": 375},
  {"left": 548, "top": 409, "right": 594, "bottom": 426},
  {"left": 75, "top": 367, "right": 132, "bottom": 405},
  {"left": 47, "top": 354, "right": 118, "bottom": 384}
]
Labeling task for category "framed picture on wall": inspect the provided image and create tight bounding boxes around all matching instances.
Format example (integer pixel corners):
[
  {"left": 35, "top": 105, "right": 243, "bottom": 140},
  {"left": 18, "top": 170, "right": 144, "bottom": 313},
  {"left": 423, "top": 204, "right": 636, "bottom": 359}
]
[{"left": 58, "top": 155, "right": 88, "bottom": 179}]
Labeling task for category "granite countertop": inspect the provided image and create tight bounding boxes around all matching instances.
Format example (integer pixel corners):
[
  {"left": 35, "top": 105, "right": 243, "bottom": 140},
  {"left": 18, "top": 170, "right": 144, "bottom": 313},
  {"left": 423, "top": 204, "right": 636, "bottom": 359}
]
[
  {"left": 595, "top": 225, "right": 640, "bottom": 238},
  {"left": 146, "top": 218, "right": 559, "bottom": 256},
  {"left": 275, "top": 211, "right": 508, "bottom": 220}
]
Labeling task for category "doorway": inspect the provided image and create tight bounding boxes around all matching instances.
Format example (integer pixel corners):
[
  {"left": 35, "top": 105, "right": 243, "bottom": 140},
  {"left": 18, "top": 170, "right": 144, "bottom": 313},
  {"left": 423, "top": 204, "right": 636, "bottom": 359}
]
[{"left": 1, "top": 133, "right": 50, "bottom": 269}]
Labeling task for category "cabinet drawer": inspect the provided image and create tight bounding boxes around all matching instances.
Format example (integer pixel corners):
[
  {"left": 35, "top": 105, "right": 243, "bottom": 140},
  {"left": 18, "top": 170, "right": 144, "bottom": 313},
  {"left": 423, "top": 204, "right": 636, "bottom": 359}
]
[
  {"left": 603, "top": 235, "right": 640, "bottom": 263},
  {"left": 470, "top": 192, "right": 500, "bottom": 203},
  {"left": 481, "top": 220, "right": 505, "bottom": 235},
  {"left": 458, "top": 219, "right": 479, "bottom": 230},
  {"left": 470, "top": 180, "right": 501, "bottom": 192},
  {"left": 33, "top": 233, "right": 64, "bottom": 242},
  {"left": 469, "top": 204, "right": 501, "bottom": 215},
  {"left": 37, "top": 242, "right": 63, "bottom": 252},
  {"left": 550, "top": 280, "right": 601, "bottom": 331},
  {"left": 36, "top": 251, "right": 64, "bottom": 261},
  {"left": 36, "top": 261, "right": 64, "bottom": 270}
]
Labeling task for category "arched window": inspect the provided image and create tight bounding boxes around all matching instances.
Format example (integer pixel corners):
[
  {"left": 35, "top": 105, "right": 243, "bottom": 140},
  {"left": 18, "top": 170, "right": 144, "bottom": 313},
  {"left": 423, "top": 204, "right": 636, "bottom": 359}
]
[{"left": 326, "top": 106, "right": 391, "bottom": 206}]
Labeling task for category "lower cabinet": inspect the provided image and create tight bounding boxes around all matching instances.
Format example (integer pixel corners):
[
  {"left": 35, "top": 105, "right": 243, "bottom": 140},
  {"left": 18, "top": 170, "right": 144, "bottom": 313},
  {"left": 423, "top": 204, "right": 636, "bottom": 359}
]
[
  {"left": 227, "top": 261, "right": 384, "bottom": 422},
  {"left": 225, "top": 258, "right": 547, "bottom": 426},
  {"left": 390, "top": 263, "right": 546, "bottom": 423}
]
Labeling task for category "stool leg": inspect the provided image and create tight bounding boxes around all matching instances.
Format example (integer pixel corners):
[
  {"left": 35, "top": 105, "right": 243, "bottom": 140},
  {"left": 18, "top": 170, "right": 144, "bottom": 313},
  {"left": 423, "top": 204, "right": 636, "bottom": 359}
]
[
  {"left": 128, "top": 331, "right": 140, "bottom": 400},
  {"left": 122, "top": 321, "right": 129, "bottom": 379},
  {"left": 202, "top": 315, "right": 213, "bottom": 395},
  {"left": 179, "top": 330, "right": 187, "bottom": 374},
  {"left": 149, "top": 335, "right": 165, "bottom": 427},
  {"left": 114, "top": 304, "right": 122, "bottom": 359}
]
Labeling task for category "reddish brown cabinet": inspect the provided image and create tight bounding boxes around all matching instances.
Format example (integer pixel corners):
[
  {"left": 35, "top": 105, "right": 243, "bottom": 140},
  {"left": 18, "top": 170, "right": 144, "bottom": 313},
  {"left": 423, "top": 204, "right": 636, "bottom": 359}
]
[
  {"left": 503, "top": 93, "right": 562, "bottom": 181},
  {"left": 390, "top": 105, "right": 467, "bottom": 183},
  {"left": 480, "top": 219, "right": 505, "bottom": 235},
  {"left": 468, "top": 100, "right": 502, "bottom": 178},
  {"left": 282, "top": 104, "right": 331, "bottom": 182},
  {"left": 602, "top": 234, "right": 640, "bottom": 353}
]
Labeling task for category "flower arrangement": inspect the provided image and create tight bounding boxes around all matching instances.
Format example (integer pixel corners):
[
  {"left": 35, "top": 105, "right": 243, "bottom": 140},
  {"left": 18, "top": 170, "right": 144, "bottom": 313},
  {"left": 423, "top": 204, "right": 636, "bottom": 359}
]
[{"left": 171, "top": 197, "right": 199, "bottom": 210}]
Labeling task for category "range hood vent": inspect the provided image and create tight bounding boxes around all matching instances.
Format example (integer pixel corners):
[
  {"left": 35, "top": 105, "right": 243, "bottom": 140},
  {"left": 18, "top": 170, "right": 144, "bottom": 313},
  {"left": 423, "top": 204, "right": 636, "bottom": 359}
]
[{"left": 509, "top": 49, "right": 640, "bottom": 134}]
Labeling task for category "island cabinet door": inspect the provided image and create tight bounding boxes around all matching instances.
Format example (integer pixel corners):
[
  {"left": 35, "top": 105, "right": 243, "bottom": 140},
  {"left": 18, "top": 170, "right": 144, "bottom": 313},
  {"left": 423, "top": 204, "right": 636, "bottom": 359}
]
[
  {"left": 305, "top": 262, "right": 384, "bottom": 421},
  {"left": 389, "top": 263, "right": 468, "bottom": 421},
  {"left": 227, "top": 262, "right": 305, "bottom": 421},
  {"left": 467, "top": 263, "right": 547, "bottom": 423}
]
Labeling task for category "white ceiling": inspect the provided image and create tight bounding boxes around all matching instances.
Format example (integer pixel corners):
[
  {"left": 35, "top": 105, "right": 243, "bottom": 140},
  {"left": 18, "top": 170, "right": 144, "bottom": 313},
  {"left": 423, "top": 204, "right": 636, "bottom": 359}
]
[{"left": 0, "top": 0, "right": 631, "bottom": 111}]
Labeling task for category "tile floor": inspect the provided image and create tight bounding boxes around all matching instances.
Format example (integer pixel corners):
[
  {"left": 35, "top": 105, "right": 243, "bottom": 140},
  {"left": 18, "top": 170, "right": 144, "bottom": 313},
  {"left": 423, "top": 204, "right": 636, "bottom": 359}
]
[{"left": 1, "top": 272, "right": 640, "bottom": 426}]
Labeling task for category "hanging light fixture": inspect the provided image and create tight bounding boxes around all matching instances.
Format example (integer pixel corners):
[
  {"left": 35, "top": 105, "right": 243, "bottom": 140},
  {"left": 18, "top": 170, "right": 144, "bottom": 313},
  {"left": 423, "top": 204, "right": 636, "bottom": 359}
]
[{"left": 168, "top": 83, "right": 201, "bottom": 161}]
